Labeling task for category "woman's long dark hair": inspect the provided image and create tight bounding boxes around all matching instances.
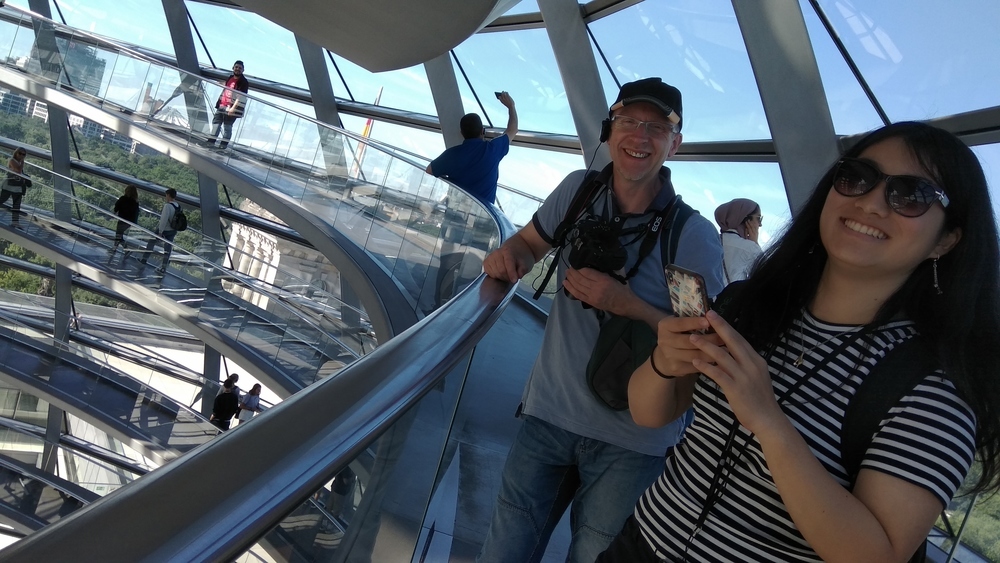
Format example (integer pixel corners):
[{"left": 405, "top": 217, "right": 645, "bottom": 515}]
[{"left": 734, "top": 121, "right": 1000, "bottom": 495}]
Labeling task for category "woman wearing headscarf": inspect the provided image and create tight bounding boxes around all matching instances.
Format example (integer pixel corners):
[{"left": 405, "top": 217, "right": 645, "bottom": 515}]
[{"left": 715, "top": 198, "right": 763, "bottom": 283}]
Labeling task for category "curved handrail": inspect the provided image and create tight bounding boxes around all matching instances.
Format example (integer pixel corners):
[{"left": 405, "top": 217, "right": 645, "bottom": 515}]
[
  {"left": 1, "top": 162, "right": 357, "bottom": 355},
  {"left": 0, "top": 171, "right": 359, "bottom": 395},
  {"left": 0, "top": 5, "right": 505, "bottom": 329},
  {"left": 10, "top": 152, "right": 374, "bottom": 357},
  {"left": 0, "top": 265, "right": 517, "bottom": 561},
  {"left": 0, "top": 305, "right": 219, "bottom": 464}
]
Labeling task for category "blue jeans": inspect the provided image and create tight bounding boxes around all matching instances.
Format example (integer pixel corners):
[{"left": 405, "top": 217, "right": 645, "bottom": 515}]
[{"left": 478, "top": 415, "right": 665, "bottom": 563}]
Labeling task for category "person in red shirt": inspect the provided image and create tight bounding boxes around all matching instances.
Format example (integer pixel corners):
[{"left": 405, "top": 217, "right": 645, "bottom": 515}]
[{"left": 207, "top": 60, "right": 249, "bottom": 149}]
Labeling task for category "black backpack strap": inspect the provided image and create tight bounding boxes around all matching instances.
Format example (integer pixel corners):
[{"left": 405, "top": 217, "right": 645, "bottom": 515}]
[
  {"left": 532, "top": 165, "right": 612, "bottom": 300},
  {"left": 658, "top": 196, "right": 696, "bottom": 268},
  {"left": 710, "top": 279, "right": 747, "bottom": 322},
  {"left": 841, "top": 336, "right": 938, "bottom": 488}
]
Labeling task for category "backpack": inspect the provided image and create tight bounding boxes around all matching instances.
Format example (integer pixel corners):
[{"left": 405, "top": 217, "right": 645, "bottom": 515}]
[
  {"left": 168, "top": 202, "right": 188, "bottom": 232},
  {"left": 714, "top": 281, "right": 937, "bottom": 562}
]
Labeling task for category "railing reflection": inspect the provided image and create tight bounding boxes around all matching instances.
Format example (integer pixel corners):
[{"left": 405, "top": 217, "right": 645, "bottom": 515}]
[{"left": 0, "top": 5, "right": 504, "bottom": 324}]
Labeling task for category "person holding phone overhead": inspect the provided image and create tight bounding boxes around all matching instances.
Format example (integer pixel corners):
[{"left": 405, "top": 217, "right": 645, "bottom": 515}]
[
  {"left": 599, "top": 122, "right": 1000, "bottom": 562},
  {"left": 425, "top": 91, "right": 517, "bottom": 205}
]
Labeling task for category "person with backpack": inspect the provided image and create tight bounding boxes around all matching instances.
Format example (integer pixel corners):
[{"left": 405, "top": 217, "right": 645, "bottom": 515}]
[
  {"left": 477, "top": 78, "right": 724, "bottom": 562},
  {"left": 139, "top": 188, "right": 184, "bottom": 273},
  {"left": 598, "top": 122, "right": 1000, "bottom": 562}
]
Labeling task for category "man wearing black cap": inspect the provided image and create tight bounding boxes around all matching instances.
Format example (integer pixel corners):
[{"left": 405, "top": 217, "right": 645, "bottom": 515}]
[
  {"left": 207, "top": 60, "right": 249, "bottom": 149},
  {"left": 479, "top": 78, "right": 724, "bottom": 562},
  {"left": 426, "top": 91, "right": 518, "bottom": 205}
]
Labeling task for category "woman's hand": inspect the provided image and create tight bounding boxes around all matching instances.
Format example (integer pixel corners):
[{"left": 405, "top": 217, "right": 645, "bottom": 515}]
[
  {"left": 690, "top": 310, "right": 783, "bottom": 434},
  {"left": 652, "top": 315, "right": 724, "bottom": 377}
]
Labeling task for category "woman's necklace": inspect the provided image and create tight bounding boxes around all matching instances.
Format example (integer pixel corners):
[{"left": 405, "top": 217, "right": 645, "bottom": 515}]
[{"left": 794, "top": 323, "right": 864, "bottom": 367}]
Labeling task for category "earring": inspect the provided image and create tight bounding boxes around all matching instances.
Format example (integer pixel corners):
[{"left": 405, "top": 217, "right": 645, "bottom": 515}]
[{"left": 932, "top": 257, "right": 943, "bottom": 295}]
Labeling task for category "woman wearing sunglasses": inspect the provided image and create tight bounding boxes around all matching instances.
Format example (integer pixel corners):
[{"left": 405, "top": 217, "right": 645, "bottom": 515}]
[{"left": 598, "top": 122, "right": 1000, "bottom": 562}]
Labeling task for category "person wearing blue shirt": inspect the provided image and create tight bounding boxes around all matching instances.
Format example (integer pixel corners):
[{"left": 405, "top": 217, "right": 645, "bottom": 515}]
[{"left": 426, "top": 92, "right": 518, "bottom": 205}]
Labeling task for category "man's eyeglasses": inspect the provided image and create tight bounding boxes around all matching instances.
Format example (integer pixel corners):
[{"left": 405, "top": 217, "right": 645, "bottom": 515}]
[
  {"left": 610, "top": 115, "right": 676, "bottom": 139},
  {"left": 832, "top": 158, "right": 950, "bottom": 218}
]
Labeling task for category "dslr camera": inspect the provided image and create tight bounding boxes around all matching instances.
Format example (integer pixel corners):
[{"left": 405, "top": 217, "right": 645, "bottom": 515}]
[
  {"left": 564, "top": 218, "right": 628, "bottom": 308},
  {"left": 566, "top": 217, "right": 627, "bottom": 273}
]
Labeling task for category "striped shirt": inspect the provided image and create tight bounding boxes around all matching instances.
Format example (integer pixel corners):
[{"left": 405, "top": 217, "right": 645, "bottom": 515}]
[{"left": 634, "top": 312, "right": 976, "bottom": 562}]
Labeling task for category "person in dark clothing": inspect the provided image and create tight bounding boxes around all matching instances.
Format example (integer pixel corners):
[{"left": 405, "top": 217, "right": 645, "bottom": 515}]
[
  {"left": 207, "top": 60, "right": 249, "bottom": 149},
  {"left": 210, "top": 380, "right": 240, "bottom": 431},
  {"left": 1, "top": 147, "right": 30, "bottom": 225},
  {"left": 110, "top": 184, "right": 140, "bottom": 253}
]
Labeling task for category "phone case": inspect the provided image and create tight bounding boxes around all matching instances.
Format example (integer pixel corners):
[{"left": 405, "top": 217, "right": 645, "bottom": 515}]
[{"left": 665, "top": 264, "right": 709, "bottom": 318}]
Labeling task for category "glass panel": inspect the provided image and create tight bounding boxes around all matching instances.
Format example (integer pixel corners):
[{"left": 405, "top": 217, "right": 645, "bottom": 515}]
[
  {"left": 453, "top": 28, "right": 575, "bottom": 135},
  {"left": 811, "top": 0, "right": 1000, "bottom": 122},
  {"left": 341, "top": 116, "right": 445, "bottom": 162},
  {"left": 588, "top": 0, "right": 769, "bottom": 142},
  {"left": 499, "top": 145, "right": 581, "bottom": 200},
  {"left": 183, "top": 2, "right": 309, "bottom": 89},
  {"left": 799, "top": 0, "right": 883, "bottom": 136},
  {"left": 0, "top": 7, "right": 503, "bottom": 361},
  {"left": 248, "top": 353, "right": 473, "bottom": 563},
  {"left": 326, "top": 52, "right": 438, "bottom": 116},
  {"left": 668, "top": 161, "right": 789, "bottom": 248},
  {"left": 971, "top": 143, "right": 1000, "bottom": 229},
  {"left": 501, "top": 0, "right": 540, "bottom": 16},
  {"left": 45, "top": 0, "right": 176, "bottom": 57}
]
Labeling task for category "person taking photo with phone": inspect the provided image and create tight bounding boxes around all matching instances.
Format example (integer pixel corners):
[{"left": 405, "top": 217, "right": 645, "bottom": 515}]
[
  {"left": 599, "top": 121, "right": 1000, "bottom": 563},
  {"left": 426, "top": 91, "right": 517, "bottom": 206}
]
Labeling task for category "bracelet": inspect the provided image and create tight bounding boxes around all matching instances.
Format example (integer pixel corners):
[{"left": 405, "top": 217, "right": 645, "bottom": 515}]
[{"left": 649, "top": 346, "right": 678, "bottom": 379}]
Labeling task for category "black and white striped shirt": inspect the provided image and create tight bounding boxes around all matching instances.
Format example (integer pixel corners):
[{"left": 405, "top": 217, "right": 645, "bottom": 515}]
[{"left": 634, "top": 312, "right": 976, "bottom": 562}]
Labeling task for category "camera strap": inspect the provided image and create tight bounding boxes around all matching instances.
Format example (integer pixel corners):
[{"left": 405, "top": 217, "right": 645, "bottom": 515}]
[
  {"left": 619, "top": 195, "right": 678, "bottom": 281},
  {"left": 533, "top": 165, "right": 612, "bottom": 300}
]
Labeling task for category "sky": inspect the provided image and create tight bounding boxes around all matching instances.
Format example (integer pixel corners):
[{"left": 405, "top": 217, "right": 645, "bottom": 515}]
[{"left": 5, "top": 0, "right": 1000, "bottom": 243}]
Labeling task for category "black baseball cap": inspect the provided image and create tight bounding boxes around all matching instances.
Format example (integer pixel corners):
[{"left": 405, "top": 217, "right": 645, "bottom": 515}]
[{"left": 609, "top": 78, "right": 683, "bottom": 131}]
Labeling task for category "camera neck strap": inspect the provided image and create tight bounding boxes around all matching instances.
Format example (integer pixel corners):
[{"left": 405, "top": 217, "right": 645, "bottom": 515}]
[
  {"left": 533, "top": 165, "right": 612, "bottom": 300},
  {"left": 619, "top": 194, "right": 678, "bottom": 282}
]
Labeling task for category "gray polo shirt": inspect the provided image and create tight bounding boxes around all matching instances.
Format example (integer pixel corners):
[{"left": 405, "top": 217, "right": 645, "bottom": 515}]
[{"left": 522, "top": 167, "right": 725, "bottom": 456}]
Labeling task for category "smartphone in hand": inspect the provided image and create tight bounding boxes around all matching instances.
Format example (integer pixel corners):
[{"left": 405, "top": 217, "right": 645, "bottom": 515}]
[
  {"left": 665, "top": 265, "right": 710, "bottom": 331},
  {"left": 494, "top": 91, "right": 503, "bottom": 100}
]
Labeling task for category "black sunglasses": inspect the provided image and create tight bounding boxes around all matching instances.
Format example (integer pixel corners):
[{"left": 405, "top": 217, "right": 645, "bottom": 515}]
[{"left": 832, "top": 158, "right": 950, "bottom": 218}]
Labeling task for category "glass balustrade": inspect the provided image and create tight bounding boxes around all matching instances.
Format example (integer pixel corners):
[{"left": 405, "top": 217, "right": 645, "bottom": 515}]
[
  {"left": 12, "top": 154, "right": 375, "bottom": 359},
  {"left": 0, "top": 287, "right": 211, "bottom": 409},
  {"left": 353, "top": 135, "right": 544, "bottom": 229},
  {"left": 0, "top": 7, "right": 503, "bottom": 321},
  {"left": 0, "top": 460, "right": 87, "bottom": 529},
  {"left": 0, "top": 168, "right": 365, "bottom": 394},
  {"left": 0, "top": 304, "right": 218, "bottom": 460},
  {"left": 236, "top": 351, "right": 475, "bottom": 562},
  {"left": 0, "top": 424, "right": 142, "bottom": 498}
]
